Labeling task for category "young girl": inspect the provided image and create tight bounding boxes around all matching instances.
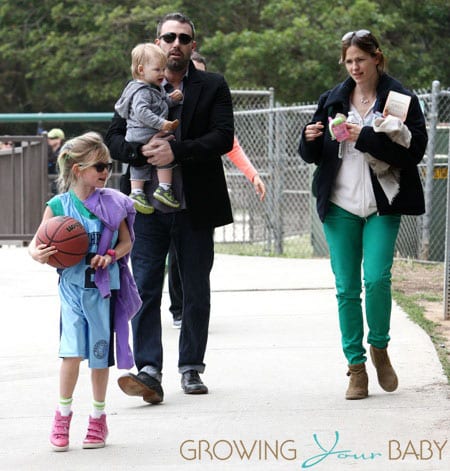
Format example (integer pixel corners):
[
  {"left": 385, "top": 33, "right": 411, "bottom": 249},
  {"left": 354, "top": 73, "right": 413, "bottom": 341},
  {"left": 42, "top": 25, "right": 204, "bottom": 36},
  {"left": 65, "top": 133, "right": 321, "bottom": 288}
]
[{"left": 29, "top": 132, "right": 141, "bottom": 451}]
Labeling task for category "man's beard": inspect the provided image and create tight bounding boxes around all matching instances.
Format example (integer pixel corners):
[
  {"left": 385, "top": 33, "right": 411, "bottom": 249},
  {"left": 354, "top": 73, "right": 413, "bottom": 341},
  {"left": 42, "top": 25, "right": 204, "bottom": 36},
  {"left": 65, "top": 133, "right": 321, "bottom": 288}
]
[{"left": 167, "top": 56, "right": 190, "bottom": 72}]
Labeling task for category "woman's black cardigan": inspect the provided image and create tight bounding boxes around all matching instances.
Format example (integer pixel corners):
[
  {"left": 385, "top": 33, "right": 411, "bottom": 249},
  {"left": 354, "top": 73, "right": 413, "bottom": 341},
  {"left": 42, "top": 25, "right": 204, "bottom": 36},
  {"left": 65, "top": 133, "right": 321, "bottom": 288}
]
[{"left": 298, "top": 73, "right": 427, "bottom": 222}]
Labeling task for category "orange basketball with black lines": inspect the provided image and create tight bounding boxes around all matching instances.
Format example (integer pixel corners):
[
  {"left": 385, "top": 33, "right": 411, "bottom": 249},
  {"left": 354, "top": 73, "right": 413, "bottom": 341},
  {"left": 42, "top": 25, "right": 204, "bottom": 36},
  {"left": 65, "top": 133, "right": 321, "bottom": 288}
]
[{"left": 36, "top": 216, "right": 89, "bottom": 268}]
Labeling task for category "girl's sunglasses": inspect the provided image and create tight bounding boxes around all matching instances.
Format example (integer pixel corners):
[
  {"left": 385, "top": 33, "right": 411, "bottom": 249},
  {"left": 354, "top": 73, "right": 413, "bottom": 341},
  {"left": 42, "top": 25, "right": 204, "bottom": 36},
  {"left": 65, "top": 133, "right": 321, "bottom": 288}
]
[{"left": 80, "top": 162, "right": 113, "bottom": 173}]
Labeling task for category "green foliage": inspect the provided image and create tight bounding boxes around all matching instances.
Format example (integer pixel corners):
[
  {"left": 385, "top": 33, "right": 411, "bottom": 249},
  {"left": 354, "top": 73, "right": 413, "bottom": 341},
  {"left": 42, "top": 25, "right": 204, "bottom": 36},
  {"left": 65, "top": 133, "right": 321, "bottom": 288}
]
[
  {"left": 203, "top": 0, "right": 449, "bottom": 103},
  {"left": 0, "top": 0, "right": 183, "bottom": 114},
  {"left": 215, "top": 234, "right": 314, "bottom": 258},
  {"left": 0, "top": 0, "right": 448, "bottom": 115}
]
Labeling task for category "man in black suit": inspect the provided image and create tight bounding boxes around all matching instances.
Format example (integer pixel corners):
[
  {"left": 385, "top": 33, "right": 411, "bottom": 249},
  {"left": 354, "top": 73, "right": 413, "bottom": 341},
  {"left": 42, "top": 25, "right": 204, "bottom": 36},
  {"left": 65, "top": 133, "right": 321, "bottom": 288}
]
[{"left": 105, "top": 12, "right": 234, "bottom": 402}]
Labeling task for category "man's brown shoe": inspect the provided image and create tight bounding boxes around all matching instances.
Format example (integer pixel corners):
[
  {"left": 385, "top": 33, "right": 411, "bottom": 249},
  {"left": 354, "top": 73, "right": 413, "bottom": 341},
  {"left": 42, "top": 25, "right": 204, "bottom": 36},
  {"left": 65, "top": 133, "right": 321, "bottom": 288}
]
[{"left": 118, "top": 372, "right": 164, "bottom": 404}]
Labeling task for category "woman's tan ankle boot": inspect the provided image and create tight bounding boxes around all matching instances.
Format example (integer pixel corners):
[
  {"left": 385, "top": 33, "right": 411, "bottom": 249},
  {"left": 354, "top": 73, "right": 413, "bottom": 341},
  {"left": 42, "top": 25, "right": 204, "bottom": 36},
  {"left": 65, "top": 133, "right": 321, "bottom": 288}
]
[
  {"left": 370, "top": 345, "right": 398, "bottom": 392},
  {"left": 346, "top": 363, "right": 369, "bottom": 400}
]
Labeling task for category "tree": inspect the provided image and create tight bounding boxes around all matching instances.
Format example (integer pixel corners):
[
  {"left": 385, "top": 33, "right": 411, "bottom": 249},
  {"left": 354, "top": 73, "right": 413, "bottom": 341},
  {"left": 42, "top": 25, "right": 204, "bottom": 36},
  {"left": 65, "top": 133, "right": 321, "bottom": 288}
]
[
  {"left": 0, "top": 0, "right": 448, "bottom": 124},
  {"left": 201, "top": 0, "right": 450, "bottom": 103},
  {"left": 0, "top": 0, "right": 182, "bottom": 115}
]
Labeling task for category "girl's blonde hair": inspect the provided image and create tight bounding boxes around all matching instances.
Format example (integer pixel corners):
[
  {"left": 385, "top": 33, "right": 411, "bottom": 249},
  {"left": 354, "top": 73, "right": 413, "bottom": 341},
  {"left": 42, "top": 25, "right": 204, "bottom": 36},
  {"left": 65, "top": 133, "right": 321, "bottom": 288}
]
[
  {"left": 131, "top": 43, "right": 167, "bottom": 79},
  {"left": 56, "top": 131, "right": 110, "bottom": 193}
]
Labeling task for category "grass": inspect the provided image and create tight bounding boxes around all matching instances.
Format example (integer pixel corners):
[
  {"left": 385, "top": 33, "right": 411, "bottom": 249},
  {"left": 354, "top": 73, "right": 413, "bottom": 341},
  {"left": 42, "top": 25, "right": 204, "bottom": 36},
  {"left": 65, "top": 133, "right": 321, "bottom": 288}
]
[
  {"left": 214, "top": 235, "right": 315, "bottom": 258},
  {"left": 393, "top": 291, "right": 450, "bottom": 382}
]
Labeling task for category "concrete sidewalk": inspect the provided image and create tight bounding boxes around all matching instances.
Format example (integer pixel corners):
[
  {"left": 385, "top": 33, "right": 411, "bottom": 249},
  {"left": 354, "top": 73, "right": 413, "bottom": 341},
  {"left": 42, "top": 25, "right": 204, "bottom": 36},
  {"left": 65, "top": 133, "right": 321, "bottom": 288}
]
[{"left": 0, "top": 246, "right": 449, "bottom": 470}]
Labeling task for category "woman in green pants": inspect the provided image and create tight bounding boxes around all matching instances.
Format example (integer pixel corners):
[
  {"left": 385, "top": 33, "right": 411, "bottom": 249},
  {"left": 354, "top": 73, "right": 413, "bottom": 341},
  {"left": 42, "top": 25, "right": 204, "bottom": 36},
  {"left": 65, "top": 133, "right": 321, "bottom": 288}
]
[{"left": 299, "top": 30, "right": 427, "bottom": 399}]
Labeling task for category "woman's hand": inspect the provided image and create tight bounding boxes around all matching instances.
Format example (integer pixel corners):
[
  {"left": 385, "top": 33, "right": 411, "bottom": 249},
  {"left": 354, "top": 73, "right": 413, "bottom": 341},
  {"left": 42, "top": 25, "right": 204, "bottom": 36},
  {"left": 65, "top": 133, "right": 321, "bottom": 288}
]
[
  {"left": 304, "top": 122, "right": 324, "bottom": 141},
  {"left": 252, "top": 174, "right": 266, "bottom": 201},
  {"left": 345, "top": 123, "right": 362, "bottom": 142}
]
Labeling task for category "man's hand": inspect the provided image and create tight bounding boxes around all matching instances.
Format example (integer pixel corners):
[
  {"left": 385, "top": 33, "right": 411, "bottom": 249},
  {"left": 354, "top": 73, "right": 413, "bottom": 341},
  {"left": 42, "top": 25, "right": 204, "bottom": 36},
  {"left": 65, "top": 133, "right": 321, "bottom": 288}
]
[{"left": 141, "top": 132, "right": 176, "bottom": 167}]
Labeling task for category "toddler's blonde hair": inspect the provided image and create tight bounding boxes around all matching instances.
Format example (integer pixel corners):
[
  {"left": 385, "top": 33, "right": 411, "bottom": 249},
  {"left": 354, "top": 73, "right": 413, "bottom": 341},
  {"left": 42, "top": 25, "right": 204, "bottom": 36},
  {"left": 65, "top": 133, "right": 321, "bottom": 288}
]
[{"left": 131, "top": 43, "right": 167, "bottom": 80}]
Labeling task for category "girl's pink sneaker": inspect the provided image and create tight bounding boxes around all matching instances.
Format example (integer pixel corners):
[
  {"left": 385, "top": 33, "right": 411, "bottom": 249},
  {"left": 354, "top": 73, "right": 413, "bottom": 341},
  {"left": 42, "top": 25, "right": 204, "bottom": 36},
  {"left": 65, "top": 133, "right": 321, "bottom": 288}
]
[
  {"left": 50, "top": 410, "right": 72, "bottom": 451},
  {"left": 82, "top": 414, "right": 108, "bottom": 449}
]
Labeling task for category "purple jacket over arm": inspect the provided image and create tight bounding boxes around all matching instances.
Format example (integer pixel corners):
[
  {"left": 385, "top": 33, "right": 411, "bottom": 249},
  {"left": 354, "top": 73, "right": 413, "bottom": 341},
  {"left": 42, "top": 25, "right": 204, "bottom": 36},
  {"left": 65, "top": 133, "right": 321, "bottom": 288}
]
[{"left": 84, "top": 188, "right": 141, "bottom": 369}]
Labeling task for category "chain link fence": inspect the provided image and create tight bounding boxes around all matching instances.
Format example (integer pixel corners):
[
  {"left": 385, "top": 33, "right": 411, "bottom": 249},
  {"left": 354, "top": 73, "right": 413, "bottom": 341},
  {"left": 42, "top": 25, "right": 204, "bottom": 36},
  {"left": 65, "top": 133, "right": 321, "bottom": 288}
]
[
  {"left": 1, "top": 83, "right": 448, "bottom": 264},
  {"left": 217, "top": 82, "right": 450, "bottom": 265}
]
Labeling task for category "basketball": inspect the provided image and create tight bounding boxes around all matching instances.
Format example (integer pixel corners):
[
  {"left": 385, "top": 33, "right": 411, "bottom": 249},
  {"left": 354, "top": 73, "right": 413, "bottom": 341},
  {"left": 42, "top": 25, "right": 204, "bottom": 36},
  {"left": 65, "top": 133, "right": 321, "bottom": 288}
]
[{"left": 36, "top": 216, "right": 89, "bottom": 268}]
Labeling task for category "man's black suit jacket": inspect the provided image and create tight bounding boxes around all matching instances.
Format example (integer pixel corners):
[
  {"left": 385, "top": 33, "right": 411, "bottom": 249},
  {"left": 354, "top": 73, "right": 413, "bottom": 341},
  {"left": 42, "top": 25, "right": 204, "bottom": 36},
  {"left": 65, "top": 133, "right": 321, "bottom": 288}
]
[{"left": 105, "top": 61, "right": 234, "bottom": 230}]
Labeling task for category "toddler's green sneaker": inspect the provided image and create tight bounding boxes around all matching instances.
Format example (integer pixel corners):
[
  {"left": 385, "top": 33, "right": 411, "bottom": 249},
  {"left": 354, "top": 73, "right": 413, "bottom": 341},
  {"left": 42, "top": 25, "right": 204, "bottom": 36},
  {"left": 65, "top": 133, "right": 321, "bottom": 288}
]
[
  {"left": 153, "top": 186, "right": 180, "bottom": 209},
  {"left": 130, "top": 193, "right": 154, "bottom": 214}
]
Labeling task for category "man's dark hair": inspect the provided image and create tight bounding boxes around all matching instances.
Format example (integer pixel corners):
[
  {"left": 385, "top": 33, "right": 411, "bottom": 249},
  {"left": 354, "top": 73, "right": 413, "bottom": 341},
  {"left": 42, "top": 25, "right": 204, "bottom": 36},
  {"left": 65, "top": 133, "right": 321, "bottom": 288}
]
[
  {"left": 156, "top": 12, "right": 196, "bottom": 39},
  {"left": 191, "top": 51, "right": 207, "bottom": 68}
]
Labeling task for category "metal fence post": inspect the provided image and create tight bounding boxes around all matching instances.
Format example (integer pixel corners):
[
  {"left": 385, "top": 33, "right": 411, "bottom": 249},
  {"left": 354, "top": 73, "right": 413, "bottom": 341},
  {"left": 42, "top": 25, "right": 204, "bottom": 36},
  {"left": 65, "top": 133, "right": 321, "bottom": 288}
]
[
  {"left": 420, "top": 80, "right": 440, "bottom": 259},
  {"left": 266, "top": 88, "right": 276, "bottom": 253},
  {"left": 444, "top": 144, "right": 450, "bottom": 320},
  {"left": 443, "top": 89, "right": 450, "bottom": 320},
  {"left": 273, "top": 107, "right": 284, "bottom": 254}
]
